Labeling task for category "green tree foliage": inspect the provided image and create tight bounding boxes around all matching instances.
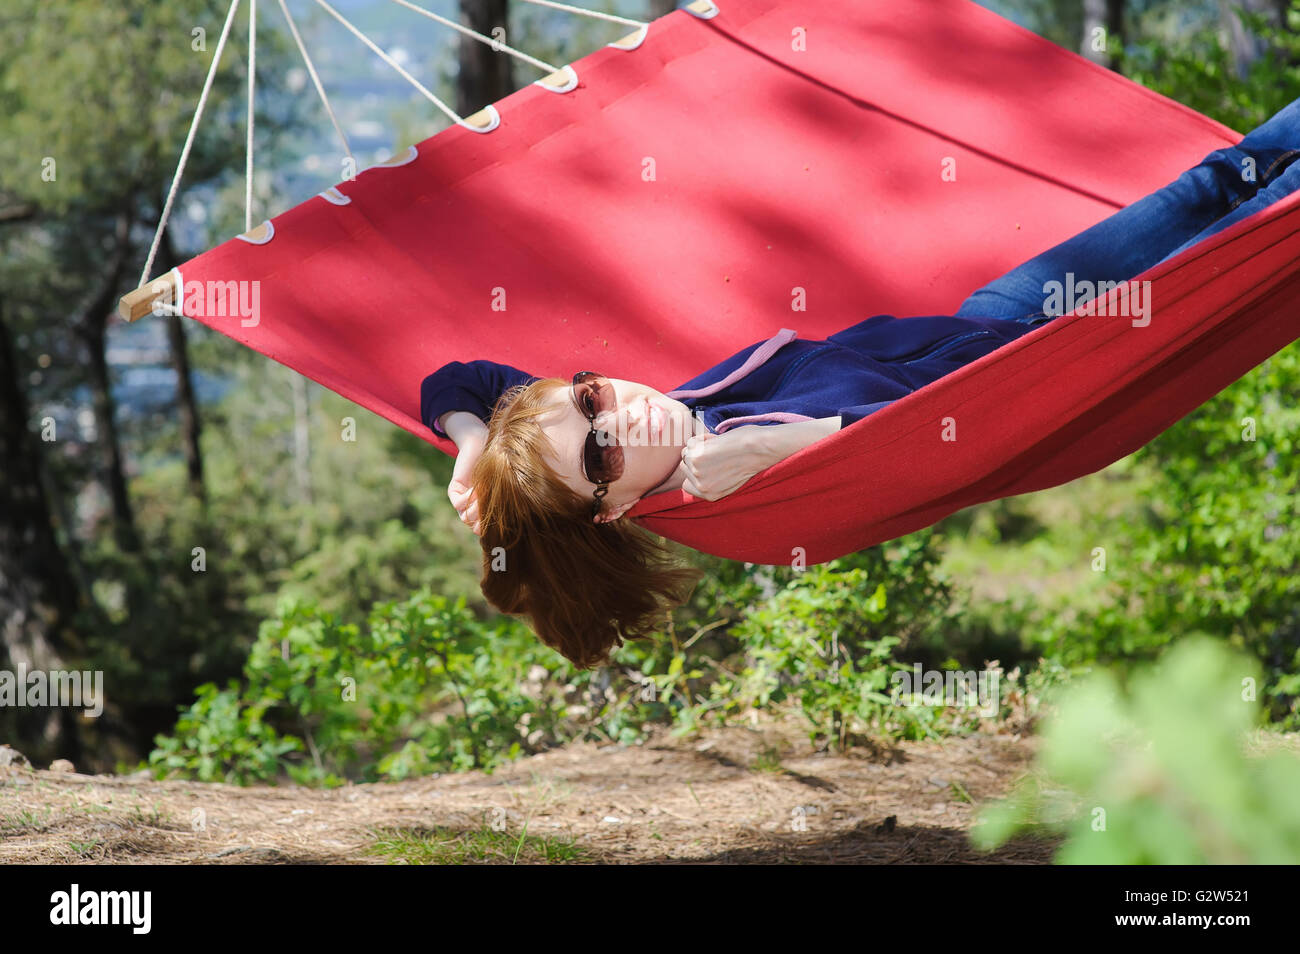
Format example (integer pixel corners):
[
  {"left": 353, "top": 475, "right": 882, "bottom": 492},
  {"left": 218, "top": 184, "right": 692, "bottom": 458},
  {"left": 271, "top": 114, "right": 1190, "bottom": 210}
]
[
  {"left": 85, "top": 370, "right": 485, "bottom": 731},
  {"left": 1118, "top": 0, "right": 1300, "bottom": 130},
  {"left": 1, "top": 1, "right": 237, "bottom": 211}
]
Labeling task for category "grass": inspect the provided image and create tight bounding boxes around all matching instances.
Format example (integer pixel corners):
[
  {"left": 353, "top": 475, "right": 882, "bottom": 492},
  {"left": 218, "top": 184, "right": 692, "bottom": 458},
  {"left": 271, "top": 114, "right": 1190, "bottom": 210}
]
[
  {"left": 949, "top": 779, "right": 975, "bottom": 804},
  {"left": 1, "top": 808, "right": 53, "bottom": 832},
  {"left": 365, "top": 823, "right": 590, "bottom": 864},
  {"left": 752, "top": 743, "right": 784, "bottom": 773},
  {"left": 129, "top": 800, "right": 171, "bottom": 827},
  {"left": 67, "top": 840, "right": 101, "bottom": 857}
]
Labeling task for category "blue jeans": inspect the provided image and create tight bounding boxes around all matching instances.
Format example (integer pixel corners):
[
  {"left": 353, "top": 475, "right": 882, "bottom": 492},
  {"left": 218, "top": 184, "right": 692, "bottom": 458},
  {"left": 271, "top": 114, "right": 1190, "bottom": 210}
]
[{"left": 955, "top": 96, "right": 1300, "bottom": 322}]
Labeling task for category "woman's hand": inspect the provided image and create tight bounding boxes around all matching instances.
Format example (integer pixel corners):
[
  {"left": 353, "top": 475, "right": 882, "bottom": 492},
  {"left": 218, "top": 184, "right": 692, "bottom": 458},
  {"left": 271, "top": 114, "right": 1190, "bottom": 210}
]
[
  {"left": 678, "top": 418, "right": 843, "bottom": 502},
  {"left": 448, "top": 471, "right": 481, "bottom": 535},
  {"left": 448, "top": 442, "right": 484, "bottom": 535},
  {"left": 441, "top": 411, "right": 489, "bottom": 535},
  {"left": 679, "top": 429, "right": 774, "bottom": 501}
]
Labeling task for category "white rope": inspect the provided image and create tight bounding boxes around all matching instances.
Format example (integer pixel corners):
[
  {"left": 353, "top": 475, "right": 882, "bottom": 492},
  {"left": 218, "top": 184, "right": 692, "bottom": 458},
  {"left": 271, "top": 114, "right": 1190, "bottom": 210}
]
[
  {"left": 310, "top": 0, "right": 468, "bottom": 127},
  {"left": 246, "top": 0, "right": 256, "bottom": 233},
  {"left": 277, "top": 0, "right": 353, "bottom": 167},
  {"left": 516, "top": 0, "right": 646, "bottom": 29},
  {"left": 387, "top": 0, "right": 561, "bottom": 77},
  {"left": 138, "top": 0, "right": 242, "bottom": 287},
  {"left": 137, "top": 0, "right": 647, "bottom": 291}
]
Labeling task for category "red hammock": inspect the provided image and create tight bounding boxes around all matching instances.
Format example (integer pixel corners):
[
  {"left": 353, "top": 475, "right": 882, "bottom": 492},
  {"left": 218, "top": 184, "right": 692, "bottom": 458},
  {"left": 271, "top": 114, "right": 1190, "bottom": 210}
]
[{"left": 142, "top": 0, "right": 1300, "bottom": 565}]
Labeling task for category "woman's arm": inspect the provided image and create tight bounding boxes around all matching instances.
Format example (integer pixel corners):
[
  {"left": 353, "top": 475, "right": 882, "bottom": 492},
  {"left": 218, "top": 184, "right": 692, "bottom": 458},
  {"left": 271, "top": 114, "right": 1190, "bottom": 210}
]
[
  {"left": 679, "top": 416, "right": 841, "bottom": 501},
  {"left": 423, "top": 360, "right": 536, "bottom": 534},
  {"left": 742, "top": 416, "right": 842, "bottom": 466},
  {"left": 421, "top": 360, "right": 538, "bottom": 439},
  {"left": 439, "top": 409, "right": 489, "bottom": 446}
]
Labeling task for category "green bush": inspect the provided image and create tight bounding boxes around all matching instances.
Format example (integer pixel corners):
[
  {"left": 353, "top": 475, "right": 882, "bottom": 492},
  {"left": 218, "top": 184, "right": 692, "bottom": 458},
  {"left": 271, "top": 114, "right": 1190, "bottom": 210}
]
[
  {"left": 148, "top": 681, "right": 303, "bottom": 785},
  {"left": 973, "top": 637, "right": 1300, "bottom": 863},
  {"left": 672, "top": 531, "right": 1012, "bottom": 749},
  {"left": 149, "top": 528, "right": 991, "bottom": 782},
  {"left": 149, "top": 591, "right": 570, "bottom": 785},
  {"left": 687, "top": 561, "right": 904, "bottom": 749}
]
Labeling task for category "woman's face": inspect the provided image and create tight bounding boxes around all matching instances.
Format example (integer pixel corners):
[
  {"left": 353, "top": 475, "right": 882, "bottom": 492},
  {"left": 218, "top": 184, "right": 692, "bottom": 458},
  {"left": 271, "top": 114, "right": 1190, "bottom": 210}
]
[{"left": 536, "top": 377, "right": 703, "bottom": 521}]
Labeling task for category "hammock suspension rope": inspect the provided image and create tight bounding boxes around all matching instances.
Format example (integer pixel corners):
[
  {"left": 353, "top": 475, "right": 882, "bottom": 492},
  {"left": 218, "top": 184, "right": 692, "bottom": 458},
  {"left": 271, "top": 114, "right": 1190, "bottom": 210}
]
[{"left": 131, "top": 0, "right": 662, "bottom": 307}]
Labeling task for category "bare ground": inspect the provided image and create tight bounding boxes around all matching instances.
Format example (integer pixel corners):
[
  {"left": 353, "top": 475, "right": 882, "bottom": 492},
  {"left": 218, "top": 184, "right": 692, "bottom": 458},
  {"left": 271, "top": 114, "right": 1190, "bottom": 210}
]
[{"left": 0, "top": 714, "right": 1059, "bottom": 864}]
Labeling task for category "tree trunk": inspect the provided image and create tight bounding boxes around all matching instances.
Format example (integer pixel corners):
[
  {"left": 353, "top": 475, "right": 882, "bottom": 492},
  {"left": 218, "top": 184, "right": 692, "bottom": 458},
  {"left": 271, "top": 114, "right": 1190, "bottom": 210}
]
[
  {"left": 1106, "top": 0, "right": 1125, "bottom": 63},
  {"left": 159, "top": 229, "right": 207, "bottom": 506},
  {"left": 73, "top": 210, "right": 140, "bottom": 553},
  {"left": 0, "top": 298, "right": 84, "bottom": 762},
  {"left": 457, "top": 0, "right": 515, "bottom": 117},
  {"left": 1081, "top": 0, "right": 1122, "bottom": 70}
]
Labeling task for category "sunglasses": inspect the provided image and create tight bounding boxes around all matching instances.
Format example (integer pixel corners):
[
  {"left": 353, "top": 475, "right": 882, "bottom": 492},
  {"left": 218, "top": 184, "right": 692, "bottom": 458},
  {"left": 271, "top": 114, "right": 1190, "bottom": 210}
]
[{"left": 570, "top": 371, "right": 624, "bottom": 516}]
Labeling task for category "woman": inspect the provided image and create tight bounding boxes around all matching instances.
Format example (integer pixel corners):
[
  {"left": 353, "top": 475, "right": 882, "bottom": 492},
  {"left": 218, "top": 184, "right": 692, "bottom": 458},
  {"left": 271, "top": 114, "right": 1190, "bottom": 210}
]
[{"left": 423, "top": 97, "right": 1300, "bottom": 669}]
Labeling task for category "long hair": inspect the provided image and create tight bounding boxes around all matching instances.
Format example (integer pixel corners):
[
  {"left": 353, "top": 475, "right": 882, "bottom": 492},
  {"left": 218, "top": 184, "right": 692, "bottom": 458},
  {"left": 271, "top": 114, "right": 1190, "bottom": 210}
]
[{"left": 470, "top": 377, "right": 703, "bottom": 669}]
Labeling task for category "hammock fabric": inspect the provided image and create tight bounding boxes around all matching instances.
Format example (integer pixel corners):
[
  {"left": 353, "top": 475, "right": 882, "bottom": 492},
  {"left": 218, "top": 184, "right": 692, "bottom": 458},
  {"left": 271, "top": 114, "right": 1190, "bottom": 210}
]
[{"left": 165, "top": 0, "right": 1300, "bottom": 565}]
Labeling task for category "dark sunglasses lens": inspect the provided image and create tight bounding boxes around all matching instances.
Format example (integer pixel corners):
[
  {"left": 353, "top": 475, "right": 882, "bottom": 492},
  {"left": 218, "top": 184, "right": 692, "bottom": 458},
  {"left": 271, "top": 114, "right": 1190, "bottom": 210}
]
[
  {"left": 574, "top": 374, "right": 615, "bottom": 417},
  {"left": 584, "top": 431, "right": 624, "bottom": 483}
]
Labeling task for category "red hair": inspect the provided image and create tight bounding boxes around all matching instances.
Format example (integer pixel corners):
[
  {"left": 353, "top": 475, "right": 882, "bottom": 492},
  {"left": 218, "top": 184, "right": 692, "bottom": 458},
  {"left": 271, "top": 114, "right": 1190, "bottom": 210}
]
[{"left": 470, "top": 377, "right": 702, "bottom": 668}]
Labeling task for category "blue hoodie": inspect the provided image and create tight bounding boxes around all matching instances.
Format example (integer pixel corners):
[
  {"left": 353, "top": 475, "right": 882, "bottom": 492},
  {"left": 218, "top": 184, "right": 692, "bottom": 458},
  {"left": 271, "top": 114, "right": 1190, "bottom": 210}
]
[{"left": 420, "top": 311, "right": 1052, "bottom": 439}]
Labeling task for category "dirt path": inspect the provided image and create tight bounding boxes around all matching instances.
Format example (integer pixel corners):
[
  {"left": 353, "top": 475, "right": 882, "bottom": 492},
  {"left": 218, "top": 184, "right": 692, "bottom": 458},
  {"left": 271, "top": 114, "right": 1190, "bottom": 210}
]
[{"left": 0, "top": 716, "right": 1057, "bottom": 864}]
